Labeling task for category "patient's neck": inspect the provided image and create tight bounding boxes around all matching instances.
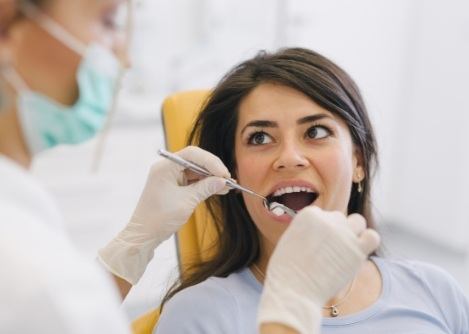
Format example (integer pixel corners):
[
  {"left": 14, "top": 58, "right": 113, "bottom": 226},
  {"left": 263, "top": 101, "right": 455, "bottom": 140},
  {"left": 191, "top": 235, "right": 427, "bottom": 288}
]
[{"left": 253, "top": 237, "right": 274, "bottom": 280}]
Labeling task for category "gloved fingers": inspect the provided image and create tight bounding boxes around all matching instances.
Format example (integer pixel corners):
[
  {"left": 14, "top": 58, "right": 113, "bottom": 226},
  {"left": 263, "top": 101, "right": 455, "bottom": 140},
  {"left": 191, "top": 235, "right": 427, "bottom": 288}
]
[
  {"left": 217, "top": 184, "right": 231, "bottom": 195},
  {"left": 149, "top": 157, "right": 185, "bottom": 185},
  {"left": 325, "top": 210, "right": 345, "bottom": 223},
  {"left": 184, "top": 171, "right": 231, "bottom": 195},
  {"left": 320, "top": 210, "right": 351, "bottom": 231},
  {"left": 347, "top": 213, "right": 367, "bottom": 236},
  {"left": 298, "top": 206, "right": 340, "bottom": 224},
  {"left": 186, "top": 176, "right": 228, "bottom": 202},
  {"left": 177, "top": 146, "right": 231, "bottom": 178},
  {"left": 294, "top": 207, "right": 344, "bottom": 234},
  {"left": 184, "top": 169, "right": 206, "bottom": 184},
  {"left": 357, "top": 229, "right": 381, "bottom": 255},
  {"left": 292, "top": 206, "right": 327, "bottom": 234}
]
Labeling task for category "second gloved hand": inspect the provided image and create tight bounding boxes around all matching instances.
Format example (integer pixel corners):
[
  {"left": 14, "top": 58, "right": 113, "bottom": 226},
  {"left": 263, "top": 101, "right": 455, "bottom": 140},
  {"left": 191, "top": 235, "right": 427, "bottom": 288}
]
[
  {"left": 257, "top": 206, "right": 380, "bottom": 334},
  {"left": 98, "top": 146, "right": 230, "bottom": 284}
]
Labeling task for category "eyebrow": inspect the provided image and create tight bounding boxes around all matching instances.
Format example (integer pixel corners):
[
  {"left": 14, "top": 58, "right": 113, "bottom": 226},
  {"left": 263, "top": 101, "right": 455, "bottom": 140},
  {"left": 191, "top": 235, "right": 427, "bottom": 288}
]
[{"left": 240, "top": 114, "right": 331, "bottom": 135}]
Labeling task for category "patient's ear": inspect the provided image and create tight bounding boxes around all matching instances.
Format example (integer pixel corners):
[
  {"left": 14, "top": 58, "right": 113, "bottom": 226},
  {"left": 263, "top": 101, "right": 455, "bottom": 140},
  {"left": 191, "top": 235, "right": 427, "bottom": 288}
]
[
  {"left": 0, "top": 16, "right": 15, "bottom": 76},
  {"left": 0, "top": 0, "right": 19, "bottom": 49},
  {"left": 352, "top": 147, "right": 365, "bottom": 183}
]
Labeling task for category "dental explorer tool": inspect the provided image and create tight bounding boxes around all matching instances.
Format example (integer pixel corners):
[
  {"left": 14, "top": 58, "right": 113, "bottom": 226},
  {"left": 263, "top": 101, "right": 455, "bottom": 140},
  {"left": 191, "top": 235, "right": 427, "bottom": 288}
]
[{"left": 157, "top": 149, "right": 297, "bottom": 217}]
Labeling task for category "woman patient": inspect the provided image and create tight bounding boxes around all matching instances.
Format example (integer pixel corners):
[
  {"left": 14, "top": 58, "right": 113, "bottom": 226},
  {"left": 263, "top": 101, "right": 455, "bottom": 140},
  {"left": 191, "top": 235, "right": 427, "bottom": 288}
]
[{"left": 155, "top": 48, "right": 469, "bottom": 333}]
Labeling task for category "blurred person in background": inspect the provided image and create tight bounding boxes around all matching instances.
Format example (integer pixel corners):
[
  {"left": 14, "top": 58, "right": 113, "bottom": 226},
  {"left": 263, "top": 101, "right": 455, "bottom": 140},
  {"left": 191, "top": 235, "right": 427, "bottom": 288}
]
[{"left": 0, "top": 1, "right": 378, "bottom": 333}]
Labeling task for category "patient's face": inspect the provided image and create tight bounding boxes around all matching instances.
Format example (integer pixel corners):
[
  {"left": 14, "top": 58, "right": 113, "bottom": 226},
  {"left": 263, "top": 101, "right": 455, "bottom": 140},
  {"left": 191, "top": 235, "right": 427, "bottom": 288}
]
[{"left": 234, "top": 83, "right": 362, "bottom": 250}]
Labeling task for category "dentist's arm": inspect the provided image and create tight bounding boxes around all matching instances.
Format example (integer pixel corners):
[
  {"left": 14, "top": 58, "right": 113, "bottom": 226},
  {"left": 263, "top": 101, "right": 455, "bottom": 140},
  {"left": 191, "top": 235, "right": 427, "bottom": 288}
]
[
  {"left": 258, "top": 207, "right": 380, "bottom": 334},
  {"left": 98, "top": 146, "right": 230, "bottom": 297}
]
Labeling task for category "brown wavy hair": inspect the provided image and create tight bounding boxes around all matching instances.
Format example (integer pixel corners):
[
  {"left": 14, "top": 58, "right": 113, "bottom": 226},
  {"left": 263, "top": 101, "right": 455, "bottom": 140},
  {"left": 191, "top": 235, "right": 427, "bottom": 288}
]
[{"left": 161, "top": 47, "right": 378, "bottom": 309}]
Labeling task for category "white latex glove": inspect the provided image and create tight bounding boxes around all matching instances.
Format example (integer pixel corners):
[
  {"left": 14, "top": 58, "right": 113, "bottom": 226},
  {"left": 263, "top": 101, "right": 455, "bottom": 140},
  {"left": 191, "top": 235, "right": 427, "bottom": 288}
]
[
  {"left": 257, "top": 206, "right": 380, "bottom": 334},
  {"left": 98, "top": 146, "right": 230, "bottom": 284}
]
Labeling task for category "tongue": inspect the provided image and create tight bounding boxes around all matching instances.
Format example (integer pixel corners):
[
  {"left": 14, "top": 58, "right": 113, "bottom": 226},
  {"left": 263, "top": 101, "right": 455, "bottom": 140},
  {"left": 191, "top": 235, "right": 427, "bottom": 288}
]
[{"left": 279, "top": 193, "right": 314, "bottom": 211}]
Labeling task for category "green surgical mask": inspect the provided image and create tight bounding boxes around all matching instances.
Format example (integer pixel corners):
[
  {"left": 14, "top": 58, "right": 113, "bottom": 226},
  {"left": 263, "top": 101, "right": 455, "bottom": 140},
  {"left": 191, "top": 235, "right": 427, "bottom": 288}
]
[{"left": 1, "top": 2, "right": 122, "bottom": 155}]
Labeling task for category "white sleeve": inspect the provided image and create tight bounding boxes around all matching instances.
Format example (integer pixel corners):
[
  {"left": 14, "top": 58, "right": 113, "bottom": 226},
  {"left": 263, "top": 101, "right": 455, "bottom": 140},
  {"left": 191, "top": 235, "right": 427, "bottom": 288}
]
[{"left": 0, "top": 207, "right": 131, "bottom": 334}]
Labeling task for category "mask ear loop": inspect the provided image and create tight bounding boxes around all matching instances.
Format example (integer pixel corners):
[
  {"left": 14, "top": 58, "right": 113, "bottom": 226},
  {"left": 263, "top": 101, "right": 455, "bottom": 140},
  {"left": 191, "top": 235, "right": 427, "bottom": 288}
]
[
  {"left": 0, "top": 65, "right": 29, "bottom": 93},
  {"left": 90, "top": 0, "right": 134, "bottom": 173},
  {"left": 20, "top": 1, "right": 87, "bottom": 56}
]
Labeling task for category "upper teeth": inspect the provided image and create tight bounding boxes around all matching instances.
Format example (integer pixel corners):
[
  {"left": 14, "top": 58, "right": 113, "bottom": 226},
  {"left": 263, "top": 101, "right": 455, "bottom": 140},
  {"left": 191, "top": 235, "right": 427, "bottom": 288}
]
[{"left": 273, "top": 186, "right": 315, "bottom": 197}]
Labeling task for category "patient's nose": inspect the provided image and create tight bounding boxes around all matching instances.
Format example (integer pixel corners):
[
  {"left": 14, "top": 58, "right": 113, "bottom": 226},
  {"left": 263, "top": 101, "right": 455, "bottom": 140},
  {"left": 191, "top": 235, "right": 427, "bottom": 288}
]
[{"left": 272, "top": 141, "right": 310, "bottom": 171}]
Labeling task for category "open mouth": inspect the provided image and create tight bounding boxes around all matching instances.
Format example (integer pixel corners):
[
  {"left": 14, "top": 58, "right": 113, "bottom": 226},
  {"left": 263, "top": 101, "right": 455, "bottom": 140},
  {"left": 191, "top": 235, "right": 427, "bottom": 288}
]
[{"left": 266, "top": 186, "right": 319, "bottom": 212}]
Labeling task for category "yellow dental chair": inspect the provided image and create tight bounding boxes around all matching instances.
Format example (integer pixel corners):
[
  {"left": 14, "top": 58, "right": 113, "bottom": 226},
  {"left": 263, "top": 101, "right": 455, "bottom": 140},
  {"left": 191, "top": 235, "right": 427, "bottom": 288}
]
[{"left": 131, "top": 90, "right": 217, "bottom": 334}]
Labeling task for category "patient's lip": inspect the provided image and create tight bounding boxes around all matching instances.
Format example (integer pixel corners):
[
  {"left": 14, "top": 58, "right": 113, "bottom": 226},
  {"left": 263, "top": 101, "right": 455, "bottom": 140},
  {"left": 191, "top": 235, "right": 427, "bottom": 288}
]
[{"left": 262, "top": 179, "right": 319, "bottom": 223}]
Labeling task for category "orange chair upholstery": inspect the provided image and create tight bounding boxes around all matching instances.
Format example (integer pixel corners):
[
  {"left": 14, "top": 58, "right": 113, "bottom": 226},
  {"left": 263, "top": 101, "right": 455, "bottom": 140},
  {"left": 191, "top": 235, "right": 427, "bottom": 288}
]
[
  {"left": 131, "top": 90, "right": 217, "bottom": 334},
  {"left": 131, "top": 308, "right": 161, "bottom": 334}
]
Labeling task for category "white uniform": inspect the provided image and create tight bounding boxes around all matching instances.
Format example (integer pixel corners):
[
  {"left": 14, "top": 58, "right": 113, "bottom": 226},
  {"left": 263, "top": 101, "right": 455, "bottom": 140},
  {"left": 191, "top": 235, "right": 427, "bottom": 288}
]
[{"left": 0, "top": 155, "right": 130, "bottom": 334}]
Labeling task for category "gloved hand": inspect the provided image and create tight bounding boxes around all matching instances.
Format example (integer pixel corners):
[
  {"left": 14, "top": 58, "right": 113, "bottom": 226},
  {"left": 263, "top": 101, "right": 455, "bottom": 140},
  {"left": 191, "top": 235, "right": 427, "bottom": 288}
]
[
  {"left": 257, "top": 206, "right": 380, "bottom": 334},
  {"left": 98, "top": 146, "right": 230, "bottom": 284}
]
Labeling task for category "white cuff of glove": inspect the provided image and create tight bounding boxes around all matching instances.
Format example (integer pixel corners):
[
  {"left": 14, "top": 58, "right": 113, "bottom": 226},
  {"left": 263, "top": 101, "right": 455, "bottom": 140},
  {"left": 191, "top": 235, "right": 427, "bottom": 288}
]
[
  {"left": 97, "top": 146, "right": 231, "bottom": 285},
  {"left": 97, "top": 229, "right": 162, "bottom": 285}
]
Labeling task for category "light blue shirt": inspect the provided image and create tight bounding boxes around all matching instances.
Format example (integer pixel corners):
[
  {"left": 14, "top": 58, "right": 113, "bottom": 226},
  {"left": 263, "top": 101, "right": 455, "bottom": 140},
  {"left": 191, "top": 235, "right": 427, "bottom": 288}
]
[{"left": 155, "top": 257, "right": 469, "bottom": 333}]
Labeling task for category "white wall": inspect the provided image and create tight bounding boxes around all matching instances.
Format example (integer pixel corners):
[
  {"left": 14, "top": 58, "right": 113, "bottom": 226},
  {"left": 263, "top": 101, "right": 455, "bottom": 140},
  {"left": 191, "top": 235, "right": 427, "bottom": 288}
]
[
  {"left": 32, "top": 0, "right": 469, "bottom": 318},
  {"left": 381, "top": 0, "right": 469, "bottom": 249}
]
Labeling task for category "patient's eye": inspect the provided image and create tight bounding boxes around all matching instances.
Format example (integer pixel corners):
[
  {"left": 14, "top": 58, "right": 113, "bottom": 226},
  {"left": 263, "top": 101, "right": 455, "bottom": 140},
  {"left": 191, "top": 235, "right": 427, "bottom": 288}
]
[
  {"left": 248, "top": 131, "right": 273, "bottom": 145},
  {"left": 306, "top": 125, "right": 331, "bottom": 140}
]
